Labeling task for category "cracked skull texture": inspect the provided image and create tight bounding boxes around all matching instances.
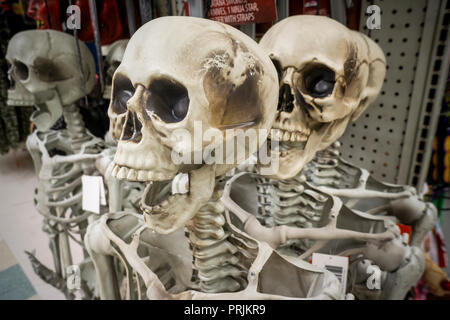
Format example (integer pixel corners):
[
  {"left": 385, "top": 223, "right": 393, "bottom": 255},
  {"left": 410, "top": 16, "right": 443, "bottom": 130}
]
[
  {"left": 259, "top": 15, "right": 386, "bottom": 179},
  {"left": 108, "top": 16, "right": 278, "bottom": 234},
  {"left": 6, "top": 30, "right": 96, "bottom": 131}
]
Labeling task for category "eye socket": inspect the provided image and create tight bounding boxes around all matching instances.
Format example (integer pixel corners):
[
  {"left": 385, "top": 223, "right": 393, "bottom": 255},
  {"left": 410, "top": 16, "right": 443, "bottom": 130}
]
[
  {"left": 112, "top": 74, "right": 135, "bottom": 114},
  {"left": 144, "top": 78, "right": 189, "bottom": 123},
  {"left": 13, "top": 60, "right": 29, "bottom": 80},
  {"left": 33, "top": 57, "right": 71, "bottom": 82},
  {"left": 303, "top": 65, "right": 335, "bottom": 98},
  {"left": 270, "top": 58, "right": 283, "bottom": 82}
]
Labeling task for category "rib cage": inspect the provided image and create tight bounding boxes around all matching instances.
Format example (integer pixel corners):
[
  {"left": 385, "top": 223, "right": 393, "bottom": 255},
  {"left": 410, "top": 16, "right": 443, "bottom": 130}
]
[{"left": 255, "top": 174, "right": 329, "bottom": 256}]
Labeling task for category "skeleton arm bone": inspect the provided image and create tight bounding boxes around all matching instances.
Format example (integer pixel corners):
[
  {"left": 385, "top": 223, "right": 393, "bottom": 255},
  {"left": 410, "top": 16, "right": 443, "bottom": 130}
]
[
  {"left": 51, "top": 153, "right": 102, "bottom": 164},
  {"left": 221, "top": 173, "right": 395, "bottom": 249},
  {"left": 316, "top": 186, "right": 413, "bottom": 200}
]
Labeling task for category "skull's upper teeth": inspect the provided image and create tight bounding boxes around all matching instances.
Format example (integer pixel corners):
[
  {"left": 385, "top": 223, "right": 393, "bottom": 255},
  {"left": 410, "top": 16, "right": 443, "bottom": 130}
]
[
  {"left": 269, "top": 128, "right": 309, "bottom": 142},
  {"left": 111, "top": 163, "right": 172, "bottom": 181}
]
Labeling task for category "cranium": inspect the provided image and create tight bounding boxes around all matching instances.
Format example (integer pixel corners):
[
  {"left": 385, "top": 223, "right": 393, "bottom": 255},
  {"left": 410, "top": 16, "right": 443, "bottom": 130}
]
[
  {"left": 108, "top": 16, "right": 278, "bottom": 234},
  {"left": 6, "top": 30, "right": 96, "bottom": 131},
  {"left": 259, "top": 15, "right": 386, "bottom": 179},
  {"left": 103, "top": 39, "right": 129, "bottom": 99}
]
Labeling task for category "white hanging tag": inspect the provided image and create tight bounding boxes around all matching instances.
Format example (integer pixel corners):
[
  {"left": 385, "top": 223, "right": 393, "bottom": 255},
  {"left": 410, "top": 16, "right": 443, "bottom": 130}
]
[
  {"left": 82, "top": 175, "right": 102, "bottom": 214},
  {"left": 312, "top": 253, "right": 349, "bottom": 297}
]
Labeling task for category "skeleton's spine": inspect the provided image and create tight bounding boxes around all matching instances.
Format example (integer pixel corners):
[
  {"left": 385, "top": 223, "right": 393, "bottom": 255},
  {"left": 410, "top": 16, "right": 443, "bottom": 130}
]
[
  {"left": 255, "top": 176, "right": 275, "bottom": 226},
  {"left": 256, "top": 176, "right": 327, "bottom": 255},
  {"left": 62, "top": 104, "right": 91, "bottom": 151},
  {"left": 305, "top": 141, "right": 342, "bottom": 188},
  {"left": 188, "top": 201, "right": 248, "bottom": 293}
]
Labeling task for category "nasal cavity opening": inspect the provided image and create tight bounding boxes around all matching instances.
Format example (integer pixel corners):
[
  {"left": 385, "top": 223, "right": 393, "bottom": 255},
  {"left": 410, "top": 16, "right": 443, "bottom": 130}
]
[
  {"left": 120, "top": 111, "right": 142, "bottom": 143},
  {"left": 278, "top": 84, "right": 295, "bottom": 113}
]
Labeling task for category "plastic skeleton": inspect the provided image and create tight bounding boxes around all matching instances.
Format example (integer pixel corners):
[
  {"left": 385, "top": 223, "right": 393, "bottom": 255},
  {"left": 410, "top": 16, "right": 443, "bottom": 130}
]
[
  {"left": 304, "top": 143, "right": 437, "bottom": 247},
  {"left": 99, "top": 38, "right": 145, "bottom": 214},
  {"left": 85, "top": 16, "right": 344, "bottom": 300},
  {"left": 225, "top": 15, "right": 425, "bottom": 300},
  {"left": 103, "top": 40, "right": 129, "bottom": 100},
  {"left": 6, "top": 30, "right": 105, "bottom": 299}
]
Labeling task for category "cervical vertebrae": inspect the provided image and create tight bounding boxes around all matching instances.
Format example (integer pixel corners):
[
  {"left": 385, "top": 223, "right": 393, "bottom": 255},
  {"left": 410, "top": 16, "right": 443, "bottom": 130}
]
[{"left": 188, "top": 189, "right": 251, "bottom": 293}]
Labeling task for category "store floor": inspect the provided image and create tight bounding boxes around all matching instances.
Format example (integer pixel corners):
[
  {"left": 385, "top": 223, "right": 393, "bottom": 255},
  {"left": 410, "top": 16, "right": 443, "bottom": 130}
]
[{"left": 0, "top": 146, "right": 82, "bottom": 300}]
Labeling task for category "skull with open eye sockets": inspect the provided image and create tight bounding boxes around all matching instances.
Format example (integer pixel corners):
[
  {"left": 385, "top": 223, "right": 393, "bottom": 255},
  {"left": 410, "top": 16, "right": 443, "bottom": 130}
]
[
  {"left": 108, "top": 16, "right": 278, "bottom": 234},
  {"left": 5, "top": 29, "right": 96, "bottom": 131},
  {"left": 259, "top": 15, "right": 386, "bottom": 179},
  {"left": 103, "top": 39, "right": 129, "bottom": 100}
]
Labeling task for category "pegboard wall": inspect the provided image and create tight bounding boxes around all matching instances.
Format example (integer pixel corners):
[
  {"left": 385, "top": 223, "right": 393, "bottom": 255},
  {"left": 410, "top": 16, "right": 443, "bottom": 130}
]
[{"left": 339, "top": 0, "right": 450, "bottom": 191}]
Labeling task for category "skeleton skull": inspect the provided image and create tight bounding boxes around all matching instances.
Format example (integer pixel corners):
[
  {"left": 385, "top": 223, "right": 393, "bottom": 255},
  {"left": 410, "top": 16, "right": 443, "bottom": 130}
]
[
  {"left": 259, "top": 15, "right": 386, "bottom": 179},
  {"left": 6, "top": 30, "right": 96, "bottom": 131},
  {"left": 103, "top": 39, "right": 129, "bottom": 100},
  {"left": 108, "top": 16, "right": 278, "bottom": 234}
]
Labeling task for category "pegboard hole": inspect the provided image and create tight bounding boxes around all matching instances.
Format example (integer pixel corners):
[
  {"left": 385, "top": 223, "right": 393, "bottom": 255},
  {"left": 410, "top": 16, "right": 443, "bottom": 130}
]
[
  {"left": 440, "top": 29, "right": 448, "bottom": 42},
  {"left": 434, "top": 60, "right": 442, "bottom": 71},
  {"left": 428, "top": 89, "right": 436, "bottom": 99},
  {"left": 431, "top": 74, "right": 439, "bottom": 85}
]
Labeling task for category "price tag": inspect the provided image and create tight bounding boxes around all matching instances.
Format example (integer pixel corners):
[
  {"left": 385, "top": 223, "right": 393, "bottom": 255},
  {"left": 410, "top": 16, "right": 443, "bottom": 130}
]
[
  {"left": 82, "top": 175, "right": 106, "bottom": 214},
  {"left": 312, "top": 253, "right": 348, "bottom": 297}
]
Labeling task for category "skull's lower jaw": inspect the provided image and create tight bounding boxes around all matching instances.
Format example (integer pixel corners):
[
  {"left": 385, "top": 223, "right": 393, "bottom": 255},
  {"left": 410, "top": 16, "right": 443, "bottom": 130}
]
[
  {"left": 266, "top": 123, "right": 331, "bottom": 180},
  {"left": 112, "top": 161, "right": 216, "bottom": 234}
]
